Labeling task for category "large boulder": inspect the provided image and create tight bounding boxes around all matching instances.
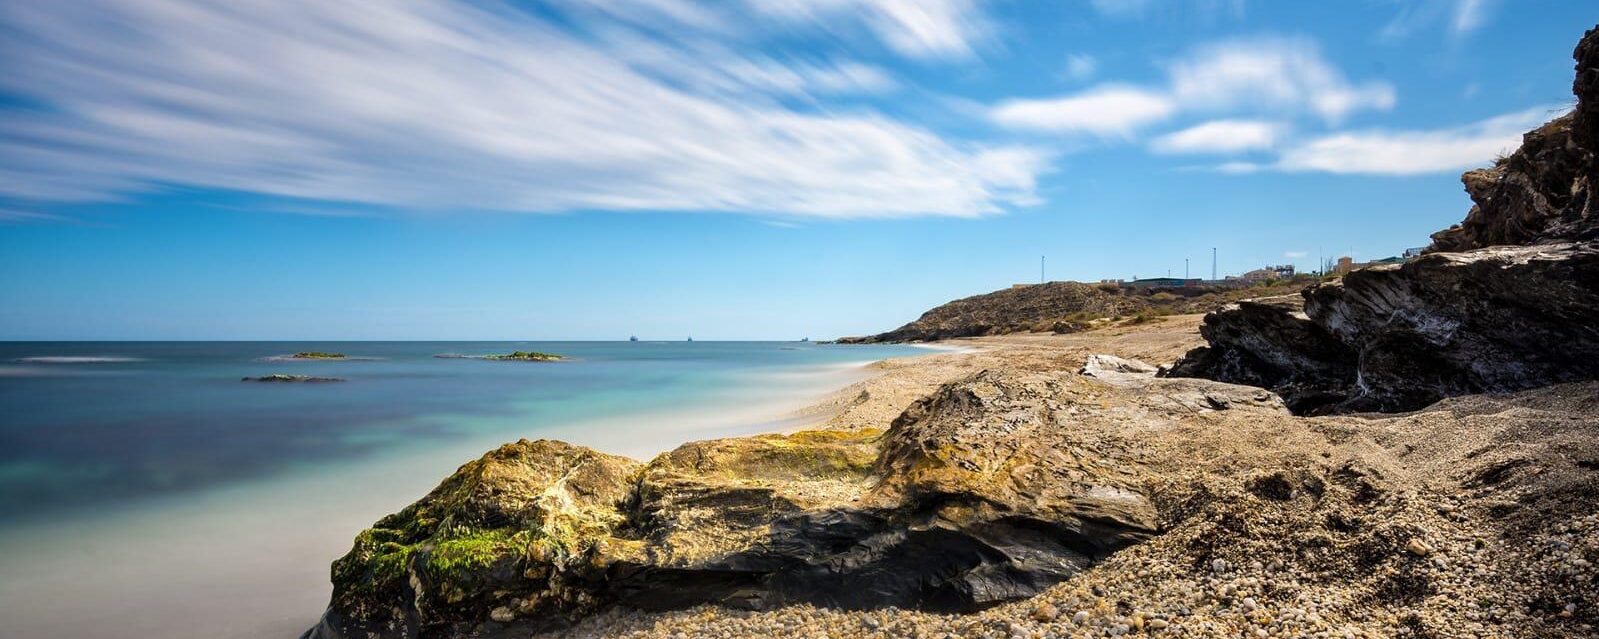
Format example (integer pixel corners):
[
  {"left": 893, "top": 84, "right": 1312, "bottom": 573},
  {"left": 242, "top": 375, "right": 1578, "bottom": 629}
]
[
  {"left": 307, "top": 439, "right": 641, "bottom": 639},
  {"left": 307, "top": 369, "right": 1294, "bottom": 638}
]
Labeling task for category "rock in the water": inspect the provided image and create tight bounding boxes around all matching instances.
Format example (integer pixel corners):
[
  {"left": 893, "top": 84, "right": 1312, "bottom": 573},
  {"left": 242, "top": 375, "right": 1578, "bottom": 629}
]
[{"left": 242, "top": 374, "right": 345, "bottom": 383}]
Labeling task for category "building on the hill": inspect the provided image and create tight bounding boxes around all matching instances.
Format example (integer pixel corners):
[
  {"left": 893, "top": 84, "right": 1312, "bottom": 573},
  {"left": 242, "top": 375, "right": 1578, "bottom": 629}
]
[{"left": 1237, "top": 264, "right": 1296, "bottom": 283}]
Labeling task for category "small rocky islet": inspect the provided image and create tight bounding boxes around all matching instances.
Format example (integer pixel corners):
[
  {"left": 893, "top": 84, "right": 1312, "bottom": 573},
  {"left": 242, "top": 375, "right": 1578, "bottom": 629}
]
[
  {"left": 243, "top": 374, "right": 345, "bottom": 383},
  {"left": 304, "top": 26, "right": 1599, "bottom": 639},
  {"left": 434, "top": 351, "right": 565, "bottom": 362}
]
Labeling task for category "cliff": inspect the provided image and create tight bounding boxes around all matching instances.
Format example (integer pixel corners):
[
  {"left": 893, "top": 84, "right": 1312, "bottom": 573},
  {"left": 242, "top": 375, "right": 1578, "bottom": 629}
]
[
  {"left": 1427, "top": 26, "right": 1599, "bottom": 251},
  {"left": 1165, "top": 25, "right": 1599, "bottom": 415}
]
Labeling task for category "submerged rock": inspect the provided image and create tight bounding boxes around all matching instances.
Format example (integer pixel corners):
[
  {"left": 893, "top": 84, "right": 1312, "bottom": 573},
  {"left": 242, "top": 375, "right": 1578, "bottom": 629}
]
[{"left": 306, "top": 368, "right": 1290, "bottom": 638}]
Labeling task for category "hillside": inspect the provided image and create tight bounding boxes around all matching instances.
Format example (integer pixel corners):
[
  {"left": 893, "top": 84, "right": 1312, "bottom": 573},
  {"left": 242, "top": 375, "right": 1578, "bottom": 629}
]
[{"left": 839, "top": 278, "right": 1323, "bottom": 343}]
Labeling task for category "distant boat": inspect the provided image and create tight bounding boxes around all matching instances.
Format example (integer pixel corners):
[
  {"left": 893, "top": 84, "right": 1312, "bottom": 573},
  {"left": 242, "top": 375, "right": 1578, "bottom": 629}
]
[
  {"left": 629, "top": 336, "right": 638, "bottom": 342},
  {"left": 687, "top": 336, "right": 693, "bottom": 342},
  {"left": 800, "top": 337, "right": 809, "bottom": 342}
]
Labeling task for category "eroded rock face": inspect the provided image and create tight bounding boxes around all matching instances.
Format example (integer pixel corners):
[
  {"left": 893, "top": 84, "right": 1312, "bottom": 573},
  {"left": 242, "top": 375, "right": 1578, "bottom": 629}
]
[
  {"left": 1161, "top": 296, "right": 1355, "bottom": 414},
  {"left": 1428, "top": 26, "right": 1599, "bottom": 251},
  {"left": 308, "top": 368, "right": 1293, "bottom": 638},
  {"left": 1306, "top": 243, "right": 1599, "bottom": 411},
  {"left": 1167, "top": 26, "right": 1599, "bottom": 415},
  {"left": 1166, "top": 243, "right": 1599, "bottom": 414}
]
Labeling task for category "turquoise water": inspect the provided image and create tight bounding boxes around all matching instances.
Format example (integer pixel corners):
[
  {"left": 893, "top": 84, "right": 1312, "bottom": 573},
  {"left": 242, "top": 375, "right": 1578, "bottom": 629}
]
[{"left": 0, "top": 340, "right": 919, "bottom": 639}]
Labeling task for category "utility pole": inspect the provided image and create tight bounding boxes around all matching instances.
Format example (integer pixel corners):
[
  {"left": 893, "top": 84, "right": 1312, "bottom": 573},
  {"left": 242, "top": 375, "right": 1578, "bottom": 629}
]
[{"left": 1211, "top": 248, "right": 1217, "bottom": 280}]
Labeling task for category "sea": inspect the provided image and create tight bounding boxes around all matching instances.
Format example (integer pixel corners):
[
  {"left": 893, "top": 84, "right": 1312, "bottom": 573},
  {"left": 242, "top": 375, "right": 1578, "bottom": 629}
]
[{"left": 0, "top": 340, "right": 921, "bottom": 639}]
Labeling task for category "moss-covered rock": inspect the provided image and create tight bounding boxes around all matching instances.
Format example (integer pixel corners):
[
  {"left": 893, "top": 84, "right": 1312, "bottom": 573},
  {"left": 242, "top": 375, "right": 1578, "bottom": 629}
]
[
  {"left": 322, "top": 439, "right": 639, "bottom": 637},
  {"left": 309, "top": 369, "right": 1291, "bottom": 638}
]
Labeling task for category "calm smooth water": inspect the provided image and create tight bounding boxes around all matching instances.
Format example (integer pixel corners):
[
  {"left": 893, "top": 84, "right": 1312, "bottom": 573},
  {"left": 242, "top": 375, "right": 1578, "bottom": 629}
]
[{"left": 0, "top": 340, "right": 919, "bottom": 638}]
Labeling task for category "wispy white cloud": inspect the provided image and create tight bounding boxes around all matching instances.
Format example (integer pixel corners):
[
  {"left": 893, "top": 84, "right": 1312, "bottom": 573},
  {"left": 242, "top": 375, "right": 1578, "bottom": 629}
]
[
  {"left": 0, "top": 209, "right": 72, "bottom": 224},
  {"left": 1379, "top": 0, "right": 1496, "bottom": 42},
  {"left": 1150, "top": 119, "right": 1282, "bottom": 154},
  {"left": 1273, "top": 106, "right": 1561, "bottom": 175},
  {"left": 992, "top": 36, "right": 1390, "bottom": 138},
  {"left": 1065, "top": 54, "right": 1098, "bottom": 82},
  {"left": 989, "top": 86, "right": 1177, "bottom": 136},
  {"left": 1168, "top": 37, "right": 1395, "bottom": 124},
  {"left": 1284, "top": 250, "right": 1308, "bottom": 258},
  {"left": 0, "top": 0, "right": 1041, "bottom": 219},
  {"left": 1449, "top": 0, "right": 1493, "bottom": 36},
  {"left": 749, "top": 0, "right": 991, "bottom": 60}
]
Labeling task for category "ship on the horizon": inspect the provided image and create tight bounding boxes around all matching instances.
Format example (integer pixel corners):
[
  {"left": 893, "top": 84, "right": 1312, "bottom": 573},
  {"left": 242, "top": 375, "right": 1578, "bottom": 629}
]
[
  {"left": 629, "top": 336, "right": 638, "bottom": 342},
  {"left": 687, "top": 336, "right": 693, "bottom": 342}
]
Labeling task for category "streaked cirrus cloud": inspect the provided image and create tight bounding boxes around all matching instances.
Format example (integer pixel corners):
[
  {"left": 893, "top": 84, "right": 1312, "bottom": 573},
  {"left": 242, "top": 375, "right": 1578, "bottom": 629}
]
[
  {"left": 989, "top": 86, "right": 1177, "bottom": 136},
  {"left": 990, "top": 35, "right": 1393, "bottom": 137},
  {"left": 0, "top": 0, "right": 1039, "bottom": 219},
  {"left": 1208, "top": 105, "right": 1562, "bottom": 176},
  {"left": 1150, "top": 120, "right": 1283, "bottom": 154},
  {"left": 1275, "top": 106, "right": 1560, "bottom": 175}
]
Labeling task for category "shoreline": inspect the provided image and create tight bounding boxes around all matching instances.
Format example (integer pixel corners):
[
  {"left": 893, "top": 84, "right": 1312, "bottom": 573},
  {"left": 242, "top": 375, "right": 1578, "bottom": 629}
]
[{"left": 0, "top": 344, "right": 932, "bottom": 639}]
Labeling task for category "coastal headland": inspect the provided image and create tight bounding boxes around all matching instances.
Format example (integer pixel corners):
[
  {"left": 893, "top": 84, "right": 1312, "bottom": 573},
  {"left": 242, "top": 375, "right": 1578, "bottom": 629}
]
[{"left": 305, "top": 26, "right": 1599, "bottom": 639}]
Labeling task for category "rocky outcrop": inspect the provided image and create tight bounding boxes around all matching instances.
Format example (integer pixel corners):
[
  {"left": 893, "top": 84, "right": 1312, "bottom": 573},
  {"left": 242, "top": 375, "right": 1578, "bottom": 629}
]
[
  {"left": 838, "top": 282, "right": 1146, "bottom": 343},
  {"left": 1167, "top": 26, "right": 1599, "bottom": 415},
  {"left": 1168, "top": 242, "right": 1599, "bottom": 414},
  {"left": 1428, "top": 26, "right": 1599, "bottom": 251},
  {"left": 1160, "top": 295, "right": 1355, "bottom": 414},
  {"left": 307, "top": 368, "right": 1292, "bottom": 638},
  {"left": 1305, "top": 242, "right": 1599, "bottom": 411}
]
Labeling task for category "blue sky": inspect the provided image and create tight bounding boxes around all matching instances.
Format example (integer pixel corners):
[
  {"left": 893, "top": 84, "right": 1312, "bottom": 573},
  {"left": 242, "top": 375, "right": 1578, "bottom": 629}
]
[{"left": 0, "top": 0, "right": 1592, "bottom": 340}]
